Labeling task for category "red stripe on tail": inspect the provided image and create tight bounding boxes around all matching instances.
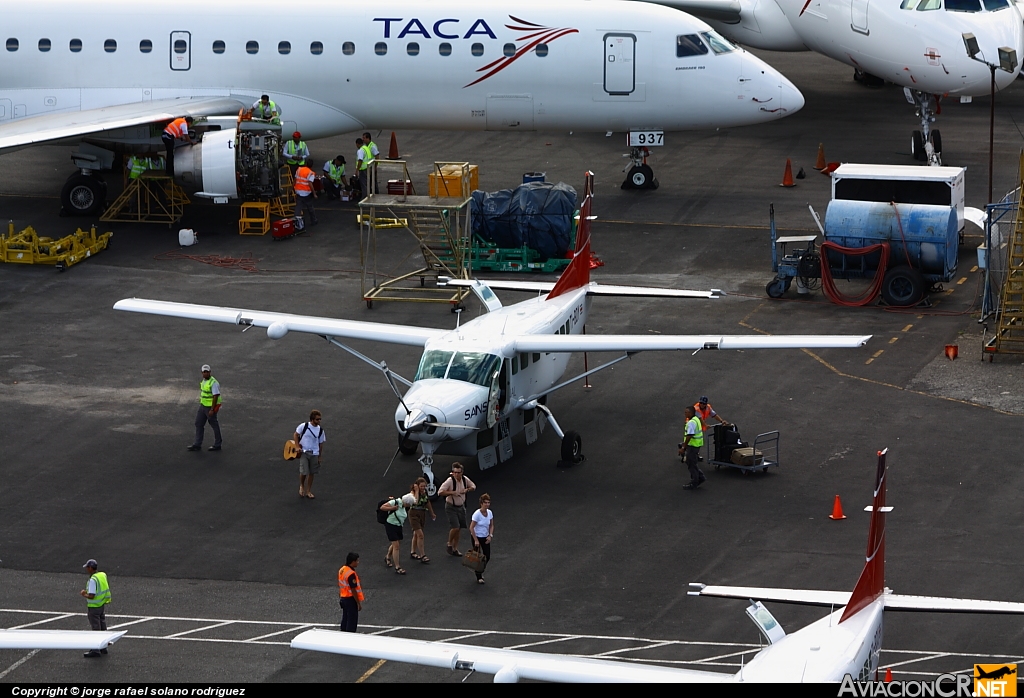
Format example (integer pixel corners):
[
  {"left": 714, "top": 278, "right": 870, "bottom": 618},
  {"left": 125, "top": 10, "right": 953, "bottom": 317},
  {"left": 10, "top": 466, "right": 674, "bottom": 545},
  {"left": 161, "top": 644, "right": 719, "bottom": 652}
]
[
  {"left": 546, "top": 172, "right": 594, "bottom": 300},
  {"left": 840, "top": 449, "right": 888, "bottom": 622}
]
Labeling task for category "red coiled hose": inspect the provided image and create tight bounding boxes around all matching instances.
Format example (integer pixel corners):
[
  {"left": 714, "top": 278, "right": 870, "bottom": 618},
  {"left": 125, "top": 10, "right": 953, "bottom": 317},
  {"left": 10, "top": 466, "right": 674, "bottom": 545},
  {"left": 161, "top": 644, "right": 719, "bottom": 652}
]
[{"left": 819, "top": 241, "right": 890, "bottom": 307}]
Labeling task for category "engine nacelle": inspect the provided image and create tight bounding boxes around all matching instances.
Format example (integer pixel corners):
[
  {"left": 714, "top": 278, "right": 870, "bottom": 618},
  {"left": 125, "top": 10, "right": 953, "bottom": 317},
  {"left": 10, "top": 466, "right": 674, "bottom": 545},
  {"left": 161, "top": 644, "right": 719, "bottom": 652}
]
[{"left": 173, "top": 122, "right": 284, "bottom": 202}]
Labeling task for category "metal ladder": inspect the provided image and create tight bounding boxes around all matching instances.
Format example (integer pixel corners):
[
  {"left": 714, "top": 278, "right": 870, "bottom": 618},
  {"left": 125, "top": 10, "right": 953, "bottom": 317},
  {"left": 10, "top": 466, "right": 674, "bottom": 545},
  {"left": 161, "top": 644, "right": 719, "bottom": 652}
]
[
  {"left": 991, "top": 152, "right": 1024, "bottom": 354},
  {"left": 407, "top": 208, "right": 464, "bottom": 274}
]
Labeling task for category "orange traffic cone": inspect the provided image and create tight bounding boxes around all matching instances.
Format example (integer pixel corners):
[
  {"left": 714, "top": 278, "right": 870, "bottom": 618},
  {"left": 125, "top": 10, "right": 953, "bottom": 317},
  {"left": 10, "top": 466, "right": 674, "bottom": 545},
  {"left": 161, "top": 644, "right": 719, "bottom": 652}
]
[
  {"left": 828, "top": 495, "right": 847, "bottom": 520},
  {"left": 945, "top": 344, "right": 958, "bottom": 360},
  {"left": 815, "top": 143, "right": 827, "bottom": 171},
  {"left": 885, "top": 668, "right": 893, "bottom": 682},
  {"left": 388, "top": 131, "right": 400, "bottom": 160},
  {"left": 780, "top": 159, "right": 796, "bottom": 188}
]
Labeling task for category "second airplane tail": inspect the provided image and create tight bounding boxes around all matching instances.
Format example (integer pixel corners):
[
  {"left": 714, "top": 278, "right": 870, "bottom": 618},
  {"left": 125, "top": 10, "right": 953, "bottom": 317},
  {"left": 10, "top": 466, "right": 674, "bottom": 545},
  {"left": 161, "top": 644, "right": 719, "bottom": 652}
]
[{"left": 546, "top": 171, "right": 594, "bottom": 299}]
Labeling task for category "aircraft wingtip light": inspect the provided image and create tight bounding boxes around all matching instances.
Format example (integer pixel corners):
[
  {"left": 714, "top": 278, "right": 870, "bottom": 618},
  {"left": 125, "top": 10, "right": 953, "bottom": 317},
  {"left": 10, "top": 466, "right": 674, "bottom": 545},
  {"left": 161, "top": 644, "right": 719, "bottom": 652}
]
[{"left": 689, "top": 582, "right": 706, "bottom": 589}]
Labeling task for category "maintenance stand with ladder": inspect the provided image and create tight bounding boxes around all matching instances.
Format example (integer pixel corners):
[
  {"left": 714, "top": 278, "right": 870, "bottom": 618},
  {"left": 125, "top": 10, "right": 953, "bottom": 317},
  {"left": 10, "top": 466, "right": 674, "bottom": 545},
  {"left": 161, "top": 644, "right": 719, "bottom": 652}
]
[
  {"left": 100, "top": 172, "right": 190, "bottom": 226},
  {"left": 985, "top": 152, "right": 1024, "bottom": 357},
  {"left": 359, "top": 161, "right": 472, "bottom": 309}
]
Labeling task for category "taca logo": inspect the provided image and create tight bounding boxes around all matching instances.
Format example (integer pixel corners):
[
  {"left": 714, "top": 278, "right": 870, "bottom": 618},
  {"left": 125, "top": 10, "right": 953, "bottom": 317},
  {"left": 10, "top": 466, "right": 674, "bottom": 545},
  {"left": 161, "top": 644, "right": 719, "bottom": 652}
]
[{"left": 374, "top": 18, "right": 498, "bottom": 40}]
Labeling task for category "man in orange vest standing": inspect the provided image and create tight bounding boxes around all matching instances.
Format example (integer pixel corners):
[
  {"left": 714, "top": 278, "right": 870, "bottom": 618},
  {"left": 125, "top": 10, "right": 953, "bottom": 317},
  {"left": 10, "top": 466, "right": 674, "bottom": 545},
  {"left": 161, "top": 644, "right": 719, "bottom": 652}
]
[
  {"left": 293, "top": 161, "right": 318, "bottom": 229},
  {"left": 694, "top": 395, "right": 728, "bottom": 428},
  {"left": 338, "top": 553, "right": 364, "bottom": 632},
  {"left": 161, "top": 116, "right": 195, "bottom": 176}
]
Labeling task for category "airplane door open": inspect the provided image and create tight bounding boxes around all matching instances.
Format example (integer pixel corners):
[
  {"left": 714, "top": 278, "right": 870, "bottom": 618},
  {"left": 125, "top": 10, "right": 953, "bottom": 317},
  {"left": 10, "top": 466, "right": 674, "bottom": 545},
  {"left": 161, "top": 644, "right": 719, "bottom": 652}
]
[
  {"left": 851, "top": 0, "right": 870, "bottom": 35},
  {"left": 604, "top": 34, "right": 636, "bottom": 95},
  {"left": 170, "top": 31, "right": 191, "bottom": 70}
]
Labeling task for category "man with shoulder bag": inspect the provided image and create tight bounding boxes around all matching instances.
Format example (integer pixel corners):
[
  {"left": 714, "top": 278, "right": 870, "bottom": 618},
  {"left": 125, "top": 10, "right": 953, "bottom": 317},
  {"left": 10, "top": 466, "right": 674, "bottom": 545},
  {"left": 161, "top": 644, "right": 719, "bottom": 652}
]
[{"left": 294, "top": 410, "right": 325, "bottom": 499}]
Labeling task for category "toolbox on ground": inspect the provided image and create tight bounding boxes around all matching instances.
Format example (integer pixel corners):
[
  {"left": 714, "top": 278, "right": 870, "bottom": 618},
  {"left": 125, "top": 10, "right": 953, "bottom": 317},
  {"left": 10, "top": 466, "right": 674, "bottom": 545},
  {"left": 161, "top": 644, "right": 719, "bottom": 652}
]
[{"left": 272, "top": 218, "right": 297, "bottom": 240}]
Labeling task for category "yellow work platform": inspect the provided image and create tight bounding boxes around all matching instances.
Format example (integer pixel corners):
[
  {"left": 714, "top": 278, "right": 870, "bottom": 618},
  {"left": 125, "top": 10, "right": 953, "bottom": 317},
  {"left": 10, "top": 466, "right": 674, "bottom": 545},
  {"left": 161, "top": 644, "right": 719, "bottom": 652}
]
[{"left": 0, "top": 223, "right": 112, "bottom": 271}]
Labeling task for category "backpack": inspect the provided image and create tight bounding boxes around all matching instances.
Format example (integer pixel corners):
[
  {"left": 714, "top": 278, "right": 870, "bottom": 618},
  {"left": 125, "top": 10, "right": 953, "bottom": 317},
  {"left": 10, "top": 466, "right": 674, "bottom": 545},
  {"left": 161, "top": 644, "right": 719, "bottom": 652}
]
[{"left": 376, "top": 497, "right": 395, "bottom": 524}]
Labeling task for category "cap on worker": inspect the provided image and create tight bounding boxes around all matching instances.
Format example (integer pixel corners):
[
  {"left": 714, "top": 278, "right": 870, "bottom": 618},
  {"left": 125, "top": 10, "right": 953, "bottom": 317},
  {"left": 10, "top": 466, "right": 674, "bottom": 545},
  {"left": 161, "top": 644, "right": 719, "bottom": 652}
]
[
  {"left": 83, "top": 559, "right": 98, "bottom": 569},
  {"left": 699, "top": 396, "right": 709, "bottom": 404},
  {"left": 292, "top": 131, "right": 301, "bottom": 139},
  {"left": 201, "top": 364, "right": 211, "bottom": 372}
]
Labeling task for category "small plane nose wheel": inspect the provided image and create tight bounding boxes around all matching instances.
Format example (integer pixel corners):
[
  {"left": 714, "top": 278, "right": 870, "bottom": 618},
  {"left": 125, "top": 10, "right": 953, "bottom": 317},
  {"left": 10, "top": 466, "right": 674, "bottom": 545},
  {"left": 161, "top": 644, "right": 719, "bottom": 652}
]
[{"left": 419, "top": 452, "right": 438, "bottom": 497}]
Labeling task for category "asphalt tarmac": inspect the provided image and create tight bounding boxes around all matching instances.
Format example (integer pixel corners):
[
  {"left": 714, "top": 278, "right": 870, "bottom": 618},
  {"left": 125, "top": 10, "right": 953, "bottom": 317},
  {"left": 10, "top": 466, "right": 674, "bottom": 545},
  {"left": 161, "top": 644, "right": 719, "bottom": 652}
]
[{"left": 1, "top": 49, "right": 1023, "bottom": 684}]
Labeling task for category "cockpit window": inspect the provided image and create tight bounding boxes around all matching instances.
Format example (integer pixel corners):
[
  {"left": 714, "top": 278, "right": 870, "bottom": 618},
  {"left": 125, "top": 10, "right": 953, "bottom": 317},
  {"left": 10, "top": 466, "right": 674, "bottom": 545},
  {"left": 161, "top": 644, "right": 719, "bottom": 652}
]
[
  {"left": 414, "top": 351, "right": 501, "bottom": 387},
  {"left": 909, "top": 0, "right": 941, "bottom": 10},
  {"left": 982, "top": 0, "right": 1009, "bottom": 8},
  {"left": 676, "top": 34, "right": 708, "bottom": 58},
  {"left": 945, "top": 0, "right": 981, "bottom": 10},
  {"left": 699, "top": 31, "right": 736, "bottom": 55}
]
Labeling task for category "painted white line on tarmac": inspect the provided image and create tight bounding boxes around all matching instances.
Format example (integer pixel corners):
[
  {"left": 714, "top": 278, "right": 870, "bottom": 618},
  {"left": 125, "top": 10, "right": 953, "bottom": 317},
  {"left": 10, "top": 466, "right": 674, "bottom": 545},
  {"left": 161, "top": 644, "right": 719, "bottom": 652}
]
[{"left": 0, "top": 649, "right": 40, "bottom": 681}]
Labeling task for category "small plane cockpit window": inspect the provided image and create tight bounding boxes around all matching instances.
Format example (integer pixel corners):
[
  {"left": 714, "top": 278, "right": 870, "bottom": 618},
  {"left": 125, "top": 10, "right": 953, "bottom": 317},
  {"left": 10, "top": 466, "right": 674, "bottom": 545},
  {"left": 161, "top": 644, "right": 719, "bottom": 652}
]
[
  {"left": 375, "top": 42, "right": 387, "bottom": 56},
  {"left": 503, "top": 43, "right": 516, "bottom": 57},
  {"left": 945, "top": 0, "right": 981, "bottom": 9},
  {"left": 699, "top": 31, "right": 736, "bottom": 55},
  {"left": 342, "top": 41, "right": 355, "bottom": 55},
  {"left": 139, "top": 40, "right": 152, "bottom": 53},
  {"left": 471, "top": 42, "right": 484, "bottom": 57},
  {"left": 676, "top": 34, "right": 708, "bottom": 58},
  {"left": 439, "top": 42, "right": 452, "bottom": 56},
  {"left": 104, "top": 39, "right": 116, "bottom": 53},
  {"left": 310, "top": 41, "right": 323, "bottom": 55},
  {"left": 414, "top": 350, "right": 501, "bottom": 386},
  {"left": 416, "top": 350, "right": 453, "bottom": 380},
  {"left": 38, "top": 38, "right": 51, "bottom": 52},
  {"left": 407, "top": 42, "right": 419, "bottom": 56},
  {"left": 536, "top": 43, "right": 548, "bottom": 57},
  {"left": 70, "top": 39, "right": 82, "bottom": 52},
  {"left": 246, "top": 41, "right": 259, "bottom": 54},
  {"left": 5, "top": 38, "right": 17, "bottom": 52},
  {"left": 278, "top": 41, "right": 291, "bottom": 55},
  {"left": 174, "top": 40, "right": 187, "bottom": 54},
  {"left": 982, "top": 0, "right": 1009, "bottom": 8},
  {"left": 212, "top": 40, "right": 226, "bottom": 54}
]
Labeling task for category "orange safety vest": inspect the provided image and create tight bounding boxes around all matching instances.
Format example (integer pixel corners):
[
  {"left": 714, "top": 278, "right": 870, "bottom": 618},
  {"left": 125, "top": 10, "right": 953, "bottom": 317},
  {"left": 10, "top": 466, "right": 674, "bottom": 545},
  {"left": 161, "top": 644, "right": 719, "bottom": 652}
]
[
  {"left": 294, "top": 166, "right": 314, "bottom": 194},
  {"left": 164, "top": 117, "right": 189, "bottom": 138},
  {"left": 338, "top": 566, "right": 364, "bottom": 601},
  {"left": 694, "top": 403, "right": 713, "bottom": 422}
]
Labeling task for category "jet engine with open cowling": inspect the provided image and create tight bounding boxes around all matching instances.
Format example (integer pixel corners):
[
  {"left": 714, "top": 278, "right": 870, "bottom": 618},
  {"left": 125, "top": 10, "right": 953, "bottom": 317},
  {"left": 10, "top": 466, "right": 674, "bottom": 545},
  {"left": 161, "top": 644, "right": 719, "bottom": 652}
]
[{"left": 172, "top": 120, "right": 285, "bottom": 202}]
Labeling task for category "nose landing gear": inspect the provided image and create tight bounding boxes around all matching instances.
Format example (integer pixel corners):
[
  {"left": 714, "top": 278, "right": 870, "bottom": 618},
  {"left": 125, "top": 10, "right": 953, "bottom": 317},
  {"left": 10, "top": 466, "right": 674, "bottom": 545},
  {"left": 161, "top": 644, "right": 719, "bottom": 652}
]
[
  {"left": 621, "top": 147, "right": 659, "bottom": 190},
  {"left": 905, "top": 89, "right": 942, "bottom": 166}
]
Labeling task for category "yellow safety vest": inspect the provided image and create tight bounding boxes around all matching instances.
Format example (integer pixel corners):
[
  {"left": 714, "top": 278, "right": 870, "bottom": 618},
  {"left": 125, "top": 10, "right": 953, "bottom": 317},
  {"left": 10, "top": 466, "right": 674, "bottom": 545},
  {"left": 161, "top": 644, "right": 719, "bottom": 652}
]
[
  {"left": 358, "top": 145, "right": 372, "bottom": 170},
  {"left": 328, "top": 163, "right": 345, "bottom": 184},
  {"left": 200, "top": 376, "right": 220, "bottom": 407},
  {"left": 686, "top": 416, "right": 704, "bottom": 448},
  {"left": 254, "top": 100, "right": 278, "bottom": 119},
  {"left": 87, "top": 572, "right": 111, "bottom": 608},
  {"left": 285, "top": 140, "right": 307, "bottom": 164},
  {"left": 128, "top": 157, "right": 147, "bottom": 179}
]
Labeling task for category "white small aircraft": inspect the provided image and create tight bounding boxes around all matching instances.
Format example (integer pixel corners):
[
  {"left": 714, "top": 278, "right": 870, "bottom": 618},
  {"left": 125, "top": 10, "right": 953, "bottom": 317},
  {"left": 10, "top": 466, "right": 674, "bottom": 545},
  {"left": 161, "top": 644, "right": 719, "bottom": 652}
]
[
  {"left": 0, "top": 0, "right": 804, "bottom": 211},
  {"left": 288, "top": 449, "right": 1024, "bottom": 682},
  {"left": 647, "top": 0, "right": 1024, "bottom": 165},
  {"left": 115, "top": 173, "right": 870, "bottom": 493},
  {"left": 0, "top": 629, "right": 125, "bottom": 651}
]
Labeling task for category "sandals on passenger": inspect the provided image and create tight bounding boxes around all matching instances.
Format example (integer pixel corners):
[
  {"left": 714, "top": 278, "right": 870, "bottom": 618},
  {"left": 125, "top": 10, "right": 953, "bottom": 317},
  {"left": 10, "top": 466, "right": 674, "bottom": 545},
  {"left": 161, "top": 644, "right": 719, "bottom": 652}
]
[
  {"left": 385, "top": 556, "right": 393, "bottom": 568},
  {"left": 395, "top": 568, "right": 406, "bottom": 575},
  {"left": 410, "top": 553, "right": 422, "bottom": 560},
  {"left": 419, "top": 556, "right": 430, "bottom": 564}
]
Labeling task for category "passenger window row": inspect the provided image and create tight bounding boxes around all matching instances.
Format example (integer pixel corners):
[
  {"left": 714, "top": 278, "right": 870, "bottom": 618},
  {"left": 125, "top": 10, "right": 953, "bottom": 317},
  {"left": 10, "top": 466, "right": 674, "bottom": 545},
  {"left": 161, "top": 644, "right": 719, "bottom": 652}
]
[{"left": 6, "top": 37, "right": 550, "bottom": 57}]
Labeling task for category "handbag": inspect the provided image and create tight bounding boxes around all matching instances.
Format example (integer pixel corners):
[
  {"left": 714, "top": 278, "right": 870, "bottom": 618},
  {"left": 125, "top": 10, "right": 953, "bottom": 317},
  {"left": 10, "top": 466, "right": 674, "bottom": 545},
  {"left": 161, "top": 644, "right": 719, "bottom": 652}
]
[{"left": 462, "top": 547, "right": 487, "bottom": 573}]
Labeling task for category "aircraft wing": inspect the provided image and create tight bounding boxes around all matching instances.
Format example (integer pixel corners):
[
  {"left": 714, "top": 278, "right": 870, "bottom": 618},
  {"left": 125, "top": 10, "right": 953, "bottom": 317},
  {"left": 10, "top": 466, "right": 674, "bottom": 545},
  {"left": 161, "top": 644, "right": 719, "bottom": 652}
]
[
  {"left": 882, "top": 594, "right": 1024, "bottom": 614},
  {"left": 113, "top": 299, "right": 446, "bottom": 347},
  {"left": 689, "top": 584, "right": 853, "bottom": 607},
  {"left": 0, "top": 629, "right": 125, "bottom": 650},
  {"left": 0, "top": 96, "right": 246, "bottom": 153},
  {"left": 645, "top": 0, "right": 743, "bottom": 23},
  {"left": 512, "top": 334, "right": 871, "bottom": 353},
  {"left": 291, "top": 629, "right": 733, "bottom": 683},
  {"left": 443, "top": 278, "right": 718, "bottom": 299}
]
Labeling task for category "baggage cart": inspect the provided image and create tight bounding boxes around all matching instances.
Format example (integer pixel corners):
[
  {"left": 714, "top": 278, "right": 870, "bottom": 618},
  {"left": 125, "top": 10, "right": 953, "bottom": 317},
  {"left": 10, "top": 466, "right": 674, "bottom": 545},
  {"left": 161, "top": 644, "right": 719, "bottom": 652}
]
[{"left": 703, "top": 423, "right": 779, "bottom": 475}]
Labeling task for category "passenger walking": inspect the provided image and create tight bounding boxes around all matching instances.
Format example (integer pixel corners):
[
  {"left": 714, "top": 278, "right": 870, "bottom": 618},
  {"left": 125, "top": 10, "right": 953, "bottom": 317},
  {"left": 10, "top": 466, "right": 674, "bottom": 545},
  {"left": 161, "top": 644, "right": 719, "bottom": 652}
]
[
  {"left": 437, "top": 462, "right": 476, "bottom": 557},
  {"left": 338, "top": 552, "right": 364, "bottom": 632},
  {"left": 294, "top": 410, "right": 325, "bottom": 499},
  {"left": 161, "top": 115, "right": 195, "bottom": 176},
  {"left": 80, "top": 559, "right": 111, "bottom": 658},
  {"left": 380, "top": 493, "right": 413, "bottom": 575},
  {"left": 409, "top": 478, "right": 436, "bottom": 564},
  {"left": 678, "top": 405, "right": 706, "bottom": 490},
  {"left": 188, "top": 364, "right": 222, "bottom": 452},
  {"left": 470, "top": 494, "right": 494, "bottom": 584},
  {"left": 293, "top": 161, "right": 318, "bottom": 228}
]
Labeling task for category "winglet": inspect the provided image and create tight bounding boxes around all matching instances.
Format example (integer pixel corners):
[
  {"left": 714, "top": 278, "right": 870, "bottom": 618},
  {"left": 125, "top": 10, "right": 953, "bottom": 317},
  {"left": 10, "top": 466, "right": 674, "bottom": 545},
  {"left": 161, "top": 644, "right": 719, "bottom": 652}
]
[
  {"left": 840, "top": 449, "right": 888, "bottom": 622},
  {"left": 546, "top": 172, "right": 594, "bottom": 300}
]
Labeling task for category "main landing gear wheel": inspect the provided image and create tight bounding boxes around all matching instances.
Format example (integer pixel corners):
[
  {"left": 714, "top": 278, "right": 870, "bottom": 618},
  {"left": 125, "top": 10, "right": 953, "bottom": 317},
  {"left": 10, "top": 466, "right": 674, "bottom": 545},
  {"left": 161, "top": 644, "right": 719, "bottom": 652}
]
[
  {"left": 912, "top": 131, "right": 927, "bottom": 162},
  {"left": 557, "top": 430, "right": 584, "bottom": 467},
  {"left": 881, "top": 266, "right": 926, "bottom": 307},
  {"left": 398, "top": 434, "right": 418, "bottom": 456},
  {"left": 60, "top": 174, "right": 106, "bottom": 217},
  {"left": 930, "top": 130, "right": 942, "bottom": 156},
  {"left": 622, "top": 164, "right": 658, "bottom": 190}
]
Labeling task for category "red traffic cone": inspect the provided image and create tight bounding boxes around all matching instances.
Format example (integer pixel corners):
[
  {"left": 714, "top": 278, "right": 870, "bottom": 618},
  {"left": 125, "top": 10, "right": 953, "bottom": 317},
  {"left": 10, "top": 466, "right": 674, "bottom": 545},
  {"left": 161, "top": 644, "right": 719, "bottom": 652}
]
[
  {"left": 815, "top": 143, "right": 827, "bottom": 171},
  {"left": 945, "top": 344, "right": 958, "bottom": 360},
  {"left": 828, "top": 495, "right": 847, "bottom": 520},
  {"left": 780, "top": 158, "right": 796, "bottom": 188},
  {"left": 885, "top": 668, "right": 893, "bottom": 682},
  {"left": 388, "top": 131, "right": 400, "bottom": 160}
]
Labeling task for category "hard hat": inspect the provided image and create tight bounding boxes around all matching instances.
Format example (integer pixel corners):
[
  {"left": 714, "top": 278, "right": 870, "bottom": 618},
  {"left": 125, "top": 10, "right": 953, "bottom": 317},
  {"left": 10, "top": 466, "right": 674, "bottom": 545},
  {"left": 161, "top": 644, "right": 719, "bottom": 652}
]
[{"left": 293, "top": 131, "right": 301, "bottom": 139}]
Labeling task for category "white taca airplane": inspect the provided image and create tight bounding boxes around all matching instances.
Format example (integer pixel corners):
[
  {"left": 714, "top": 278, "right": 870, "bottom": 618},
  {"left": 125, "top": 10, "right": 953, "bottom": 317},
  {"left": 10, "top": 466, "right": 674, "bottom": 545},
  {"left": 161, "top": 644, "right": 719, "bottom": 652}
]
[
  {"left": 0, "top": 0, "right": 804, "bottom": 213},
  {"left": 288, "top": 449, "right": 1024, "bottom": 682},
  {"left": 647, "top": 0, "right": 1024, "bottom": 165},
  {"left": 115, "top": 173, "right": 870, "bottom": 493}
]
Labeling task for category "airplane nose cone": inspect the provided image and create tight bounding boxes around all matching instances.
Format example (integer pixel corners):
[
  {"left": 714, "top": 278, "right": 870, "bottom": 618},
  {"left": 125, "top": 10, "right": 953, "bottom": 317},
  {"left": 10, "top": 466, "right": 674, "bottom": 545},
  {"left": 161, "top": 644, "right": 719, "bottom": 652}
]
[
  {"left": 780, "top": 74, "right": 805, "bottom": 115},
  {"left": 746, "top": 53, "right": 804, "bottom": 119}
]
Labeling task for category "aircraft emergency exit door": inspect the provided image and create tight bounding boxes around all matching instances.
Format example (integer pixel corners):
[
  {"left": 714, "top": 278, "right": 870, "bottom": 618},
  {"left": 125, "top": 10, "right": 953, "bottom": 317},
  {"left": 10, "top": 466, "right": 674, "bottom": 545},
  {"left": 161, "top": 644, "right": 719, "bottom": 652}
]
[
  {"left": 170, "top": 31, "right": 191, "bottom": 70},
  {"left": 603, "top": 34, "right": 635, "bottom": 95}
]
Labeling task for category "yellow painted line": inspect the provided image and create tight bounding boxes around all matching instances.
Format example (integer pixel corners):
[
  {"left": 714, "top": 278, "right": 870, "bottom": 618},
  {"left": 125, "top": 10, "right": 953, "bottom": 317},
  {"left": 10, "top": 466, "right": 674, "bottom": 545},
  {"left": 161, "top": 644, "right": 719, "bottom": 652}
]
[
  {"left": 970, "top": 266, "right": 978, "bottom": 273},
  {"left": 945, "top": 288, "right": 955, "bottom": 295},
  {"left": 872, "top": 350, "right": 884, "bottom": 358},
  {"left": 889, "top": 337, "right": 899, "bottom": 344},
  {"left": 865, "top": 358, "right": 875, "bottom": 365},
  {"left": 356, "top": 659, "right": 387, "bottom": 683},
  {"left": 902, "top": 324, "right": 913, "bottom": 332},
  {"left": 957, "top": 277, "right": 967, "bottom": 285},
  {"left": 917, "top": 315, "right": 924, "bottom": 319}
]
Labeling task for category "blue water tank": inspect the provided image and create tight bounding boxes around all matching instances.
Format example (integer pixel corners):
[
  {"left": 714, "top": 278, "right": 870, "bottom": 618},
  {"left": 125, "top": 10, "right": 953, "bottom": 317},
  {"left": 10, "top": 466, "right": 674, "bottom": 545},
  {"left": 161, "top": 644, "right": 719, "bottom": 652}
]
[{"left": 823, "top": 200, "right": 958, "bottom": 281}]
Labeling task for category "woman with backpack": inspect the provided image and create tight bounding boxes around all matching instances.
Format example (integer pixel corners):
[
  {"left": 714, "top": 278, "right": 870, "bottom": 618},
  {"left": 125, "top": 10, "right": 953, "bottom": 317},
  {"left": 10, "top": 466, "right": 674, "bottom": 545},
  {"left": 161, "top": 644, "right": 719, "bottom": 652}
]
[{"left": 379, "top": 492, "right": 415, "bottom": 575}]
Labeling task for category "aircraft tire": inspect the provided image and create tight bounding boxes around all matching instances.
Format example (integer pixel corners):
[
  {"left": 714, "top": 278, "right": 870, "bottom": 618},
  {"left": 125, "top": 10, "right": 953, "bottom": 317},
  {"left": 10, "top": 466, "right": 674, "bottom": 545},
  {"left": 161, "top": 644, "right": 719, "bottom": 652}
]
[
  {"left": 911, "top": 131, "right": 927, "bottom": 162},
  {"left": 560, "top": 430, "right": 582, "bottom": 463},
  {"left": 61, "top": 173, "right": 105, "bottom": 216},
  {"left": 881, "top": 266, "right": 925, "bottom": 307},
  {"left": 930, "top": 129, "right": 942, "bottom": 154},
  {"left": 398, "top": 434, "right": 418, "bottom": 456}
]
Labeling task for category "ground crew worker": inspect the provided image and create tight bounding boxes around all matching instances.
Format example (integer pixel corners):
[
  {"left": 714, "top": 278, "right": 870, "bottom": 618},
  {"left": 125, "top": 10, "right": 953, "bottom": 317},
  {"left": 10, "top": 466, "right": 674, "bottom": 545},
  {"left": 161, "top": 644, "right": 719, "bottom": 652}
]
[
  {"left": 362, "top": 132, "right": 380, "bottom": 193},
  {"left": 284, "top": 131, "right": 309, "bottom": 171},
  {"left": 338, "top": 552, "right": 364, "bottom": 632},
  {"left": 678, "top": 406, "right": 706, "bottom": 490},
  {"left": 80, "top": 559, "right": 111, "bottom": 658},
  {"left": 127, "top": 154, "right": 148, "bottom": 180},
  {"left": 251, "top": 94, "right": 281, "bottom": 124},
  {"left": 322, "top": 155, "right": 347, "bottom": 200},
  {"left": 695, "top": 396, "right": 728, "bottom": 427},
  {"left": 355, "top": 138, "right": 372, "bottom": 199},
  {"left": 161, "top": 116, "right": 195, "bottom": 176},
  {"left": 188, "top": 364, "right": 222, "bottom": 451},
  {"left": 293, "top": 162, "right": 318, "bottom": 228}
]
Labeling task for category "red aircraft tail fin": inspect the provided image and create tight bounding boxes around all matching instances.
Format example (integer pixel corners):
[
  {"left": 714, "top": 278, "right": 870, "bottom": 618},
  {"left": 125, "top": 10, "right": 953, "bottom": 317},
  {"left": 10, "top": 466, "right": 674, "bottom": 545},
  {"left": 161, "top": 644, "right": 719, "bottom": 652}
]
[
  {"left": 840, "top": 449, "right": 889, "bottom": 622},
  {"left": 546, "top": 172, "right": 594, "bottom": 300}
]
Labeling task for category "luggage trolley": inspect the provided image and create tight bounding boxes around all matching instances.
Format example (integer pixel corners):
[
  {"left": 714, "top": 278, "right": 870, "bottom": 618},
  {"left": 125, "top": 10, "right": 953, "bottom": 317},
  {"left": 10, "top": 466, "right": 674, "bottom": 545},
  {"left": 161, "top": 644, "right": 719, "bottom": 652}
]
[{"left": 704, "top": 424, "right": 779, "bottom": 475}]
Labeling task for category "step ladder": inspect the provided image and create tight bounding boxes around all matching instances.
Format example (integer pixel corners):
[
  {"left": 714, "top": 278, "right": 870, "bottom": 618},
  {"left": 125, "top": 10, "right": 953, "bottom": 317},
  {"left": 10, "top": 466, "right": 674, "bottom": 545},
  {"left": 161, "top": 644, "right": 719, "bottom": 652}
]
[
  {"left": 269, "top": 166, "right": 295, "bottom": 217},
  {"left": 407, "top": 208, "right": 465, "bottom": 276},
  {"left": 989, "top": 152, "right": 1024, "bottom": 355},
  {"left": 99, "top": 175, "right": 189, "bottom": 225}
]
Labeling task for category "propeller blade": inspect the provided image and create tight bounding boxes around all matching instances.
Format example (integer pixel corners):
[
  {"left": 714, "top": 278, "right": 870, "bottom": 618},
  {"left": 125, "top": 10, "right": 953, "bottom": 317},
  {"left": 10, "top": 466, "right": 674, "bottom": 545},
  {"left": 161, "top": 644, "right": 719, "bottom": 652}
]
[{"left": 383, "top": 444, "right": 402, "bottom": 479}]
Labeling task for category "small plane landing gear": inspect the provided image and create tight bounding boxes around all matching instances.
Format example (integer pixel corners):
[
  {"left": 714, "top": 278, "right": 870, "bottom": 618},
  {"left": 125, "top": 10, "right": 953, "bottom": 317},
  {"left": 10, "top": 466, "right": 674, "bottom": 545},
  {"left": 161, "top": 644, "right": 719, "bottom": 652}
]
[
  {"left": 621, "top": 147, "right": 659, "bottom": 190},
  {"left": 905, "top": 89, "right": 942, "bottom": 166},
  {"left": 418, "top": 449, "right": 439, "bottom": 497},
  {"left": 535, "top": 403, "right": 585, "bottom": 467}
]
